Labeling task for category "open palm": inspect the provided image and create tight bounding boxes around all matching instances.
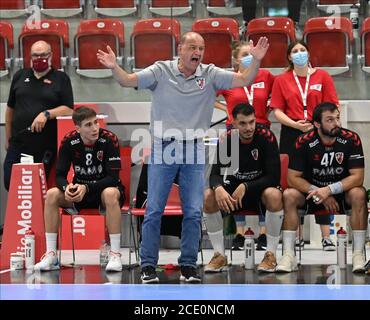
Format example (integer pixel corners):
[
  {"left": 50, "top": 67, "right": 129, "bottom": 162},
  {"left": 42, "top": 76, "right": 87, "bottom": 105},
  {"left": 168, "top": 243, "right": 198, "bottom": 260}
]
[
  {"left": 97, "top": 45, "right": 117, "bottom": 69},
  {"left": 249, "top": 37, "right": 269, "bottom": 61}
]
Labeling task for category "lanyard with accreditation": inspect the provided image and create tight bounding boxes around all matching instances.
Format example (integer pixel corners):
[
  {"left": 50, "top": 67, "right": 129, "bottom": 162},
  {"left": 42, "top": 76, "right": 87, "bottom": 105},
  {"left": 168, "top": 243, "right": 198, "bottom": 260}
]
[
  {"left": 293, "top": 69, "right": 311, "bottom": 120},
  {"left": 243, "top": 86, "right": 254, "bottom": 107}
]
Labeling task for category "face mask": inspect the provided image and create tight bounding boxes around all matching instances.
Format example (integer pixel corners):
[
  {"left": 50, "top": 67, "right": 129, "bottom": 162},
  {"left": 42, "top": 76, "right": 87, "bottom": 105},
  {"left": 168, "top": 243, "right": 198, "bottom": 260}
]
[
  {"left": 241, "top": 55, "right": 253, "bottom": 68},
  {"left": 32, "top": 57, "right": 49, "bottom": 73},
  {"left": 291, "top": 51, "right": 308, "bottom": 67}
]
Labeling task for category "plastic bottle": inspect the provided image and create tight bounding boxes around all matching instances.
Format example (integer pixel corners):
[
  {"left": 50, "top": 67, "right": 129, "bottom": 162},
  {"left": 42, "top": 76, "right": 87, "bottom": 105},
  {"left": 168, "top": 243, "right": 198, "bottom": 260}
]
[
  {"left": 25, "top": 229, "right": 35, "bottom": 269},
  {"left": 99, "top": 241, "right": 110, "bottom": 266},
  {"left": 350, "top": 5, "right": 359, "bottom": 29},
  {"left": 350, "top": 4, "right": 359, "bottom": 38},
  {"left": 337, "top": 227, "right": 347, "bottom": 269},
  {"left": 244, "top": 227, "right": 255, "bottom": 270}
]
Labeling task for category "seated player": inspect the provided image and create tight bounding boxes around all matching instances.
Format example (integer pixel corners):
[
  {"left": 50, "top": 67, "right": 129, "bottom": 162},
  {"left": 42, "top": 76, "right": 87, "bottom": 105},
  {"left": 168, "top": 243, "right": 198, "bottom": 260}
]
[
  {"left": 277, "top": 102, "right": 368, "bottom": 273},
  {"left": 34, "top": 107, "right": 125, "bottom": 272},
  {"left": 203, "top": 103, "right": 284, "bottom": 273}
]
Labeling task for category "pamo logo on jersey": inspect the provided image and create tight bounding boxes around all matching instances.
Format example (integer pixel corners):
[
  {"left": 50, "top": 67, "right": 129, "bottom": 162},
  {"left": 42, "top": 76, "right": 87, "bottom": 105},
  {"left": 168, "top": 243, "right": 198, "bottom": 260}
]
[
  {"left": 195, "top": 77, "right": 206, "bottom": 89},
  {"left": 335, "top": 152, "right": 344, "bottom": 164},
  {"left": 97, "top": 151, "right": 104, "bottom": 162},
  {"left": 251, "top": 149, "right": 258, "bottom": 160}
]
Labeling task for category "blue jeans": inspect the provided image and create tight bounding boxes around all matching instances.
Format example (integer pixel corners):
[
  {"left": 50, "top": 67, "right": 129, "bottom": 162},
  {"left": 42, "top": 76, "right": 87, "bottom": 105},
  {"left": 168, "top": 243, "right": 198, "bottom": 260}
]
[{"left": 140, "top": 138, "right": 205, "bottom": 268}]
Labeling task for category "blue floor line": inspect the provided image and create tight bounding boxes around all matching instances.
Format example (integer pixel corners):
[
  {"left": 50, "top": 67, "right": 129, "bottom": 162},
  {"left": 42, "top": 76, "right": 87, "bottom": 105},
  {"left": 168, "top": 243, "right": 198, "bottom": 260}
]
[{"left": 1, "top": 284, "right": 369, "bottom": 300}]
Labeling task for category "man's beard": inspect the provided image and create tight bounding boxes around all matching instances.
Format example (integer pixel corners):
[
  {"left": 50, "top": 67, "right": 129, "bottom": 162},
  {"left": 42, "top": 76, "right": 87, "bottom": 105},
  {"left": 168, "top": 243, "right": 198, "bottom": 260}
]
[{"left": 321, "top": 126, "right": 340, "bottom": 138}]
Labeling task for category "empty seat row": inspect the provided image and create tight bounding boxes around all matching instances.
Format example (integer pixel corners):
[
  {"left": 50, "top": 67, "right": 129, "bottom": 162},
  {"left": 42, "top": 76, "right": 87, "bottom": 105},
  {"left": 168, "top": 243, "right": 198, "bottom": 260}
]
[
  {"left": 0, "top": 17, "right": 239, "bottom": 78},
  {"left": 1, "top": 16, "right": 370, "bottom": 79},
  {"left": 0, "top": 0, "right": 235, "bottom": 18}
]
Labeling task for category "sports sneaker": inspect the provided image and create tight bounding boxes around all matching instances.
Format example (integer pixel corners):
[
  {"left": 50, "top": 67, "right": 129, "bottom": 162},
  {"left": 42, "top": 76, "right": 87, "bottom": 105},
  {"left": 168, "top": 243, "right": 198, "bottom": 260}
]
[
  {"left": 33, "top": 251, "right": 60, "bottom": 271},
  {"left": 364, "top": 260, "right": 370, "bottom": 275},
  {"left": 352, "top": 251, "right": 366, "bottom": 273},
  {"left": 204, "top": 252, "right": 228, "bottom": 273},
  {"left": 322, "top": 238, "right": 336, "bottom": 251},
  {"left": 276, "top": 252, "right": 298, "bottom": 273},
  {"left": 141, "top": 266, "right": 159, "bottom": 284},
  {"left": 105, "top": 251, "right": 122, "bottom": 272},
  {"left": 180, "top": 266, "right": 201, "bottom": 283},
  {"left": 295, "top": 238, "right": 304, "bottom": 249},
  {"left": 232, "top": 233, "right": 245, "bottom": 251},
  {"left": 257, "top": 251, "right": 277, "bottom": 273},
  {"left": 256, "top": 234, "right": 267, "bottom": 251}
]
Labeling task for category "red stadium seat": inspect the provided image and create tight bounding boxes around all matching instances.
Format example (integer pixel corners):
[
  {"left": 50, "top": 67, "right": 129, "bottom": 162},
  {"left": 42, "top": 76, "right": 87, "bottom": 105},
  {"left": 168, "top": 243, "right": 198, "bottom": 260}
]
[
  {"left": 40, "top": 0, "right": 84, "bottom": 18},
  {"left": 73, "top": 19, "right": 125, "bottom": 78},
  {"left": 205, "top": 0, "right": 243, "bottom": 16},
  {"left": 129, "top": 181, "right": 204, "bottom": 266},
  {"left": 18, "top": 19, "right": 69, "bottom": 70},
  {"left": 246, "top": 17, "right": 296, "bottom": 74},
  {"left": 192, "top": 18, "right": 239, "bottom": 69},
  {"left": 93, "top": 0, "right": 139, "bottom": 17},
  {"left": 0, "top": 21, "right": 13, "bottom": 78},
  {"left": 129, "top": 18, "right": 180, "bottom": 71},
  {"left": 317, "top": 0, "right": 360, "bottom": 13},
  {"left": 359, "top": 17, "right": 370, "bottom": 74},
  {"left": 148, "top": 0, "right": 194, "bottom": 16},
  {"left": 0, "top": 0, "right": 28, "bottom": 18},
  {"left": 303, "top": 17, "right": 353, "bottom": 75}
]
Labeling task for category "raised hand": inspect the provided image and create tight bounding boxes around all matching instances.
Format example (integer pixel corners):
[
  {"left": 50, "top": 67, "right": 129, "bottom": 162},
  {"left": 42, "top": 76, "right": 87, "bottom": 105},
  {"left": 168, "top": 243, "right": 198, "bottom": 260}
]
[
  {"left": 97, "top": 45, "right": 117, "bottom": 69},
  {"left": 249, "top": 37, "right": 269, "bottom": 61}
]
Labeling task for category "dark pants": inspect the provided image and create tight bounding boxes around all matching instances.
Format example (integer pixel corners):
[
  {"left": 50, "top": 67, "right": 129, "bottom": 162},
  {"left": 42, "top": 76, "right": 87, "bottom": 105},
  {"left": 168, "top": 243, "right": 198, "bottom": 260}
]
[
  {"left": 242, "top": 0, "right": 303, "bottom": 24},
  {"left": 279, "top": 125, "right": 331, "bottom": 226},
  {"left": 3, "top": 144, "right": 54, "bottom": 191}
]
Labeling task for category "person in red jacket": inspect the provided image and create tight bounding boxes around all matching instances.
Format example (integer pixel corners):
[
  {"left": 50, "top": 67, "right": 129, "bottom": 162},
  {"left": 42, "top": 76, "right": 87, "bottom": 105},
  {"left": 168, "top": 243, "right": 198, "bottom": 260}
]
[
  {"left": 270, "top": 40, "right": 339, "bottom": 251},
  {"left": 214, "top": 41, "right": 275, "bottom": 251}
]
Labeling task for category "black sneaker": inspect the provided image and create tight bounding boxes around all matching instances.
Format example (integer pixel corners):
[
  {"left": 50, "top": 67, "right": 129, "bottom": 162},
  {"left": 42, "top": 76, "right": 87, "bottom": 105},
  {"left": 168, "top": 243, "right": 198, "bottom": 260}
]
[
  {"left": 179, "top": 266, "right": 201, "bottom": 283},
  {"left": 365, "top": 260, "right": 370, "bottom": 275},
  {"left": 295, "top": 238, "right": 304, "bottom": 249},
  {"left": 140, "top": 266, "right": 159, "bottom": 284},
  {"left": 232, "top": 233, "right": 245, "bottom": 251},
  {"left": 322, "top": 238, "right": 336, "bottom": 251},
  {"left": 256, "top": 234, "right": 267, "bottom": 251}
]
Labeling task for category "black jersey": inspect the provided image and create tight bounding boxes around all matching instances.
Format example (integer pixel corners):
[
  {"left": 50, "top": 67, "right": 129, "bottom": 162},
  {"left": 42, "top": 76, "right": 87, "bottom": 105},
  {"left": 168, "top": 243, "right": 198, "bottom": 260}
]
[
  {"left": 290, "top": 128, "right": 365, "bottom": 187},
  {"left": 56, "top": 128, "right": 123, "bottom": 194},
  {"left": 210, "top": 126, "right": 280, "bottom": 195}
]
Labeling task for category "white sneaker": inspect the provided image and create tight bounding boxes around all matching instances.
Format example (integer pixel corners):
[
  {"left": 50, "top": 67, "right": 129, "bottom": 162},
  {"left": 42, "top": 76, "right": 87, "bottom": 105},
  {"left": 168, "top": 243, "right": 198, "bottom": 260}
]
[
  {"left": 295, "top": 25, "right": 303, "bottom": 40},
  {"left": 105, "top": 251, "right": 122, "bottom": 272},
  {"left": 352, "top": 251, "right": 365, "bottom": 273},
  {"left": 34, "top": 251, "right": 60, "bottom": 271},
  {"left": 276, "top": 252, "right": 298, "bottom": 273}
]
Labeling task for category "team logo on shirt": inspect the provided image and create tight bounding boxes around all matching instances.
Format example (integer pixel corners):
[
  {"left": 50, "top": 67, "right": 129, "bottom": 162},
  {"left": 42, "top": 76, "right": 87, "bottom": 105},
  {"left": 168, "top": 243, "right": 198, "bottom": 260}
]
[
  {"left": 195, "top": 77, "right": 206, "bottom": 89},
  {"left": 97, "top": 150, "right": 104, "bottom": 162},
  {"left": 252, "top": 82, "right": 265, "bottom": 89},
  {"left": 335, "top": 152, "right": 344, "bottom": 164},
  {"left": 251, "top": 149, "right": 258, "bottom": 160}
]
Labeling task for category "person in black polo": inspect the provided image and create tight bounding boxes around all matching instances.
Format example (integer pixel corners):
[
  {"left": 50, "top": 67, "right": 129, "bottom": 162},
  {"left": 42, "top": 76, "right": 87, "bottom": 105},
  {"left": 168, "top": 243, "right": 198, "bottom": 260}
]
[{"left": 4, "top": 40, "right": 74, "bottom": 190}]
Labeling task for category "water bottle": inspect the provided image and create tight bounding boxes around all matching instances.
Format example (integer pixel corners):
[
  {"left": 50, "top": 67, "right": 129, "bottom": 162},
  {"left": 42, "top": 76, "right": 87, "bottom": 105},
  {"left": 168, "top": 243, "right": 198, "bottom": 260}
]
[
  {"left": 350, "top": 5, "right": 359, "bottom": 29},
  {"left": 25, "top": 229, "right": 35, "bottom": 269},
  {"left": 350, "top": 4, "right": 359, "bottom": 37},
  {"left": 99, "top": 240, "right": 110, "bottom": 266},
  {"left": 244, "top": 227, "right": 255, "bottom": 270},
  {"left": 337, "top": 227, "right": 347, "bottom": 269}
]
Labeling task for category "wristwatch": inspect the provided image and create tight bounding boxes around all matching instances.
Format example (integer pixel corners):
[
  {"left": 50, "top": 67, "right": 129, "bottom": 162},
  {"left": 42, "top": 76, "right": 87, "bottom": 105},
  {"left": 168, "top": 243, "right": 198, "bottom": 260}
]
[
  {"left": 212, "top": 184, "right": 223, "bottom": 191},
  {"left": 43, "top": 110, "right": 51, "bottom": 120}
]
